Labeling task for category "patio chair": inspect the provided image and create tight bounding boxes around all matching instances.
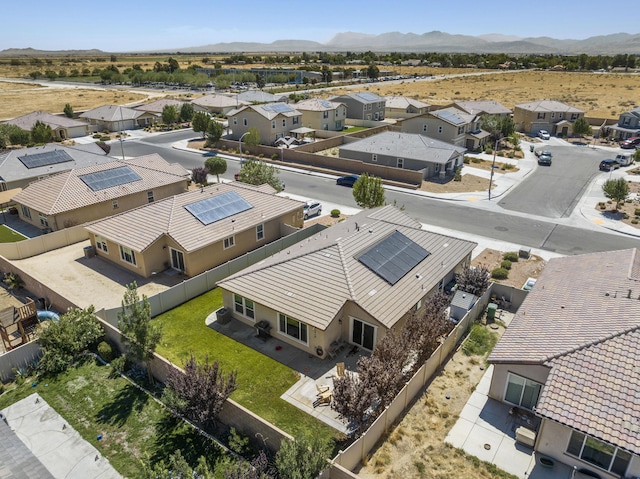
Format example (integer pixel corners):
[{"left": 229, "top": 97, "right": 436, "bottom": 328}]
[
  {"left": 336, "top": 362, "right": 345, "bottom": 378},
  {"left": 316, "top": 383, "right": 330, "bottom": 395},
  {"left": 313, "top": 389, "right": 332, "bottom": 408}
]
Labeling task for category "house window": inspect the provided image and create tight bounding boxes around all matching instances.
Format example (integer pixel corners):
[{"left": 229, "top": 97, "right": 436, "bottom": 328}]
[
  {"left": 423, "top": 124, "right": 428, "bottom": 132},
  {"left": 112, "top": 200, "right": 118, "bottom": 209},
  {"left": 0, "top": 182, "right": 6, "bottom": 192},
  {"left": 39, "top": 214, "right": 49, "bottom": 228},
  {"left": 397, "top": 158, "right": 404, "bottom": 168},
  {"left": 504, "top": 373, "right": 542, "bottom": 410},
  {"left": 95, "top": 235, "right": 108, "bottom": 254},
  {"left": 322, "top": 123, "right": 328, "bottom": 130},
  {"left": 272, "top": 120, "right": 276, "bottom": 129},
  {"left": 351, "top": 317, "right": 375, "bottom": 350},
  {"left": 233, "top": 117, "right": 237, "bottom": 125},
  {"left": 372, "top": 154, "right": 377, "bottom": 162},
  {"left": 293, "top": 116, "right": 299, "bottom": 125},
  {"left": 558, "top": 113, "right": 563, "bottom": 119},
  {"left": 374, "top": 112, "right": 379, "bottom": 120},
  {"left": 537, "top": 112, "right": 545, "bottom": 119},
  {"left": 147, "top": 191, "right": 154, "bottom": 203},
  {"left": 278, "top": 313, "right": 308, "bottom": 344},
  {"left": 282, "top": 119, "right": 286, "bottom": 127},
  {"left": 243, "top": 118, "right": 248, "bottom": 127},
  {"left": 170, "top": 248, "right": 185, "bottom": 272},
  {"left": 20, "top": 205, "right": 31, "bottom": 219},
  {"left": 256, "top": 224, "right": 264, "bottom": 241},
  {"left": 566, "top": 431, "right": 631, "bottom": 475},
  {"left": 623, "top": 117, "right": 630, "bottom": 125},
  {"left": 336, "top": 120, "right": 342, "bottom": 130},
  {"left": 119, "top": 246, "right": 136, "bottom": 266},
  {"left": 234, "top": 294, "right": 255, "bottom": 320},
  {"left": 571, "top": 113, "right": 579, "bottom": 120},
  {"left": 323, "top": 111, "right": 329, "bottom": 119},
  {"left": 223, "top": 236, "right": 235, "bottom": 249},
  {"left": 551, "top": 112, "right": 555, "bottom": 118},
  {"left": 458, "top": 126, "right": 464, "bottom": 134},
  {"left": 438, "top": 126, "right": 443, "bottom": 134}
]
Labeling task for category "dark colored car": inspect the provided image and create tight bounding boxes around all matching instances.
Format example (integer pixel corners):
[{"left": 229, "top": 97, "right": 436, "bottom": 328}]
[
  {"left": 620, "top": 137, "right": 640, "bottom": 149},
  {"left": 336, "top": 175, "right": 360, "bottom": 187},
  {"left": 599, "top": 159, "right": 620, "bottom": 171},
  {"left": 537, "top": 153, "right": 552, "bottom": 166}
]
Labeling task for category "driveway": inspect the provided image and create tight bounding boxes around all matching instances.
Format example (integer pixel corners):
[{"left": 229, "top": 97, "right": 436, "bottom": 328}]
[{"left": 498, "top": 143, "right": 609, "bottom": 218}]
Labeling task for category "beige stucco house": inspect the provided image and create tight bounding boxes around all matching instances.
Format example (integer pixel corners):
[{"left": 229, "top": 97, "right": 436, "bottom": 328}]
[
  {"left": 331, "top": 92, "right": 386, "bottom": 121},
  {"left": 13, "top": 154, "right": 189, "bottom": 232},
  {"left": 608, "top": 106, "right": 640, "bottom": 140},
  {"left": 294, "top": 98, "right": 347, "bottom": 131},
  {"left": 80, "top": 105, "right": 157, "bottom": 132},
  {"left": 3, "top": 111, "right": 90, "bottom": 140},
  {"left": 227, "top": 103, "right": 302, "bottom": 144},
  {"left": 85, "top": 182, "right": 304, "bottom": 278},
  {"left": 488, "top": 249, "right": 640, "bottom": 479},
  {"left": 384, "top": 96, "right": 431, "bottom": 119},
  {"left": 191, "top": 94, "right": 246, "bottom": 116},
  {"left": 134, "top": 99, "right": 187, "bottom": 118},
  {"left": 218, "top": 206, "right": 476, "bottom": 359},
  {"left": 453, "top": 100, "right": 512, "bottom": 118},
  {"left": 513, "top": 100, "right": 585, "bottom": 137}
]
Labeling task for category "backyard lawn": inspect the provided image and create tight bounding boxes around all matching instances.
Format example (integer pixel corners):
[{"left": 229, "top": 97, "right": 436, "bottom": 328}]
[
  {"left": 153, "top": 289, "right": 338, "bottom": 443},
  {"left": 0, "top": 356, "right": 229, "bottom": 477},
  {"left": 0, "top": 224, "right": 26, "bottom": 242}
]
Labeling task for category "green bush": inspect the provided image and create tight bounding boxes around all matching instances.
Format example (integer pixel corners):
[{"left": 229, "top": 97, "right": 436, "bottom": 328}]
[
  {"left": 330, "top": 209, "right": 340, "bottom": 218},
  {"left": 501, "top": 163, "right": 515, "bottom": 170},
  {"left": 97, "top": 341, "right": 114, "bottom": 362},
  {"left": 500, "top": 260, "right": 512, "bottom": 270},
  {"left": 634, "top": 208, "right": 640, "bottom": 216},
  {"left": 463, "top": 156, "right": 470, "bottom": 164},
  {"left": 503, "top": 251, "right": 519, "bottom": 262},
  {"left": 491, "top": 267, "right": 509, "bottom": 279},
  {"left": 471, "top": 157, "right": 482, "bottom": 163},
  {"left": 272, "top": 153, "right": 278, "bottom": 160},
  {"left": 633, "top": 219, "right": 638, "bottom": 224},
  {"left": 92, "top": 134, "right": 102, "bottom": 139}
]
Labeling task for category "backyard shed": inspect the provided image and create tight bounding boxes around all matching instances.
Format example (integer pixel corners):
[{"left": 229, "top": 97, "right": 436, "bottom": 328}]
[{"left": 450, "top": 290, "right": 478, "bottom": 321}]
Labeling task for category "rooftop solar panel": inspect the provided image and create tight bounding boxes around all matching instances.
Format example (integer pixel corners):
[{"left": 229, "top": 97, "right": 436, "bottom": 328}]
[
  {"left": 355, "top": 92, "right": 380, "bottom": 102},
  {"left": 263, "top": 103, "right": 294, "bottom": 114},
  {"left": 185, "top": 191, "right": 253, "bottom": 226},
  {"left": 319, "top": 100, "right": 333, "bottom": 109},
  {"left": 18, "top": 150, "right": 74, "bottom": 169},
  {"left": 357, "top": 231, "right": 430, "bottom": 285},
  {"left": 435, "top": 109, "right": 465, "bottom": 125},
  {"left": 79, "top": 166, "right": 142, "bottom": 191}
]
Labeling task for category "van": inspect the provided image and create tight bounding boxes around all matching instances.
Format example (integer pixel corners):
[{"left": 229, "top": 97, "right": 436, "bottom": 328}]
[{"left": 615, "top": 153, "right": 634, "bottom": 167}]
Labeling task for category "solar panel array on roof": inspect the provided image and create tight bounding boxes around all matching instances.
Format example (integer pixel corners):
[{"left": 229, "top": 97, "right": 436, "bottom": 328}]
[
  {"left": 185, "top": 191, "right": 253, "bottom": 226},
  {"left": 79, "top": 166, "right": 142, "bottom": 191},
  {"left": 18, "top": 150, "right": 74, "bottom": 169},
  {"left": 356, "top": 92, "right": 380, "bottom": 102},
  {"left": 319, "top": 100, "right": 333, "bottom": 109},
  {"left": 435, "top": 109, "right": 465, "bottom": 125},
  {"left": 263, "top": 103, "right": 294, "bottom": 114},
  {"left": 357, "top": 231, "right": 430, "bottom": 285}
]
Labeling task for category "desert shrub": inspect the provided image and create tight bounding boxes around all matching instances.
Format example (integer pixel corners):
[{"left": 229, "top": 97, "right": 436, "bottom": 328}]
[
  {"left": 508, "top": 151, "right": 515, "bottom": 158},
  {"left": 463, "top": 156, "right": 470, "bottom": 164},
  {"left": 635, "top": 208, "right": 640, "bottom": 216},
  {"left": 503, "top": 251, "right": 519, "bottom": 262},
  {"left": 97, "top": 341, "right": 114, "bottom": 362},
  {"left": 491, "top": 267, "right": 509, "bottom": 279},
  {"left": 501, "top": 163, "right": 515, "bottom": 170},
  {"left": 331, "top": 209, "right": 340, "bottom": 218},
  {"left": 500, "top": 260, "right": 512, "bottom": 270},
  {"left": 633, "top": 219, "right": 638, "bottom": 224},
  {"left": 92, "top": 134, "right": 102, "bottom": 139},
  {"left": 471, "top": 157, "right": 482, "bottom": 163},
  {"left": 454, "top": 167, "right": 462, "bottom": 182},
  {"left": 272, "top": 153, "right": 278, "bottom": 160},
  {"left": 624, "top": 213, "right": 630, "bottom": 219}
]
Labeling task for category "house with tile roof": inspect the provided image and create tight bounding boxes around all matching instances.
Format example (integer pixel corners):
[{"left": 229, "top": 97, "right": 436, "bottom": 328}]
[
  {"left": 608, "top": 106, "right": 640, "bottom": 140},
  {"left": 452, "top": 100, "right": 512, "bottom": 118},
  {"left": 3, "top": 111, "right": 90, "bottom": 140},
  {"left": 339, "top": 131, "right": 466, "bottom": 180},
  {"left": 513, "top": 100, "right": 585, "bottom": 137},
  {"left": 218, "top": 206, "right": 476, "bottom": 358},
  {"left": 384, "top": 96, "right": 431, "bottom": 119},
  {"left": 233, "top": 90, "right": 288, "bottom": 105},
  {"left": 487, "top": 249, "right": 640, "bottom": 479},
  {"left": 401, "top": 106, "right": 490, "bottom": 151},
  {"left": 191, "top": 94, "right": 246, "bottom": 116},
  {"left": 0, "top": 143, "right": 109, "bottom": 191},
  {"left": 134, "top": 98, "right": 187, "bottom": 118},
  {"left": 331, "top": 92, "right": 386, "bottom": 121},
  {"left": 227, "top": 103, "right": 302, "bottom": 144},
  {"left": 12, "top": 154, "right": 189, "bottom": 232},
  {"left": 85, "top": 182, "right": 304, "bottom": 278},
  {"left": 293, "top": 98, "right": 347, "bottom": 131},
  {"left": 79, "top": 105, "right": 157, "bottom": 132}
]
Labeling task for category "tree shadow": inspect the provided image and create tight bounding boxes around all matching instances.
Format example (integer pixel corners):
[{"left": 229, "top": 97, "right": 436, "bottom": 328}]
[{"left": 95, "top": 382, "right": 150, "bottom": 427}]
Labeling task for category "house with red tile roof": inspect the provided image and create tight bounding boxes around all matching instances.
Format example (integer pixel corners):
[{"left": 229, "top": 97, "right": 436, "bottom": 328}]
[{"left": 488, "top": 249, "right": 640, "bottom": 479}]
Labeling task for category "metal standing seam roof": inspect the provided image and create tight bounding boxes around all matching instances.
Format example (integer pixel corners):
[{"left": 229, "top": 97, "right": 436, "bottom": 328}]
[
  {"left": 13, "top": 154, "right": 189, "bottom": 215},
  {"left": 515, "top": 99, "right": 584, "bottom": 114},
  {"left": 218, "top": 206, "right": 476, "bottom": 331},
  {"left": 85, "top": 183, "right": 304, "bottom": 253},
  {"left": 339, "top": 131, "right": 465, "bottom": 165}
]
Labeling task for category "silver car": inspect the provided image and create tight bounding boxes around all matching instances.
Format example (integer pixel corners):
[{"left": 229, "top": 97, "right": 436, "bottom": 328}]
[{"left": 303, "top": 201, "right": 322, "bottom": 220}]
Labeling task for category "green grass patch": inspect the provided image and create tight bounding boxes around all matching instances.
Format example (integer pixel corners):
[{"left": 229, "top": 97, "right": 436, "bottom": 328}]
[
  {"left": 342, "top": 126, "right": 368, "bottom": 133},
  {"left": 153, "top": 289, "right": 338, "bottom": 442},
  {"left": 0, "top": 357, "right": 230, "bottom": 477},
  {"left": 462, "top": 323, "right": 498, "bottom": 357},
  {"left": 0, "top": 224, "right": 26, "bottom": 243}
]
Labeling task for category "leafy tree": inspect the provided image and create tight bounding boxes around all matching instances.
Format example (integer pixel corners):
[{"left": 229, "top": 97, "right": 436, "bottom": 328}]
[
  {"left": 366, "top": 63, "right": 380, "bottom": 80},
  {"left": 168, "top": 57, "right": 180, "bottom": 73},
  {"left": 602, "top": 177, "right": 630, "bottom": 210},
  {"left": 205, "top": 120, "right": 224, "bottom": 146},
  {"left": 456, "top": 265, "right": 490, "bottom": 296},
  {"left": 275, "top": 434, "right": 332, "bottom": 479},
  {"left": 31, "top": 120, "right": 53, "bottom": 144},
  {"left": 117, "top": 282, "right": 161, "bottom": 382},
  {"left": 38, "top": 306, "right": 104, "bottom": 376},
  {"left": 255, "top": 74, "right": 266, "bottom": 89},
  {"left": 192, "top": 111, "right": 210, "bottom": 139},
  {"left": 352, "top": 173, "right": 385, "bottom": 208},
  {"left": 142, "top": 450, "right": 215, "bottom": 479},
  {"left": 161, "top": 105, "right": 179, "bottom": 125},
  {"left": 331, "top": 369, "right": 378, "bottom": 435},
  {"left": 191, "top": 166, "right": 209, "bottom": 186},
  {"left": 243, "top": 127, "right": 260, "bottom": 150},
  {"left": 164, "top": 353, "right": 237, "bottom": 429},
  {"left": 179, "top": 102, "right": 194, "bottom": 122},
  {"left": 0, "top": 124, "right": 25, "bottom": 148},
  {"left": 633, "top": 149, "right": 640, "bottom": 163},
  {"left": 223, "top": 450, "right": 274, "bottom": 479},
  {"left": 572, "top": 117, "right": 592, "bottom": 137},
  {"left": 9, "top": 128, "right": 30, "bottom": 146},
  {"left": 236, "top": 160, "right": 283, "bottom": 192},
  {"left": 28, "top": 71, "right": 42, "bottom": 79},
  {"left": 481, "top": 115, "right": 514, "bottom": 142},
  {"left": 204, "top": 156, "right": 227, "bottom": 183},
  {"left": 63, "top": 103, "right": 74, "bottom": 118},
  {"left": 44, "top": 70, "right": 58, "bottom": 81}
]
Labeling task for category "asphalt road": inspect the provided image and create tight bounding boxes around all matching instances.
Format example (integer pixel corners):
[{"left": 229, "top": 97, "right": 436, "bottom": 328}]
[{"left": 117, "top": 132, "right": 640, "bottom": 256}]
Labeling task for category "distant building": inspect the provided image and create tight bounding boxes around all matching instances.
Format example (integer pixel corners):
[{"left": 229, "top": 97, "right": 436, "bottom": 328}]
[
  {"left": 3, "top": 111, "right": 90, "bottom": 140},
  {"left": 384, "top": 96, "right": 431, "bottom": 119},
  {"left": 80, "top": 105, "right": 156, "bottom": 132},
  {"left": 331, "top": 92, "right": 386, "bottom": 121},
  {"left": 514, "top": 100, "right": 585, "bottom": 137},
  {"left": 227, "top": 103, "right": 302, "bottom": 144},
  {"left": 294, "top": 98, "right": 347, "bottom": 131}
]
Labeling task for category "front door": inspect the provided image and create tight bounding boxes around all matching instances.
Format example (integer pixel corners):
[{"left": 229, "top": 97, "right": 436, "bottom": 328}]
[
  {"left": 170, "top": 248, "right": 185, "bottom": 272},
  {"left": 351, "top": 317, "right": 376, "bottom": 351}
]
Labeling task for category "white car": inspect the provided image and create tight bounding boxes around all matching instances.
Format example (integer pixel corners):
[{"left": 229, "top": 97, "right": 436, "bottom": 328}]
[
  {"left": 538, "top": 130, "right": 550, "bottom": 140},
  {"left": 303, "top": 201, "right": 322, "bottom": 220}
]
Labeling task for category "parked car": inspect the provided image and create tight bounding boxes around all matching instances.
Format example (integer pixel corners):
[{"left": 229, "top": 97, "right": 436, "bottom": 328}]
[
  {"left": 599, "top": 159, "right": 620, "bottom": 171},
  {"left": 537, "top": 130, "right": 550, "bottom": 140},
  {"left": 615, "top": 153, "right": 634, "bottom": 167},
  {"left": 534, "top": 149, "right": 552, "bottom": 158},
  {"left": 336, "top": 175, "right": 360, "bottom": 187},
  {"left": 620, "top": 137, "right": 640, "bottom": 149},
  {"left": 537, "top": 153, "right": 552, "bottom": 166},
  {"left": 303, "top": 201, "right": 322, "bottom": 219}
]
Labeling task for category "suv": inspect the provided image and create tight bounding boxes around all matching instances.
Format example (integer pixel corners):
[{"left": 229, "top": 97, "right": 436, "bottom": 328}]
[
  {"left": 538, "top": 152, "right": 552, "bottom": 166},
  {"left": 303, "top": 201, "right": 321, "bottom": 219},
  {"left": 599, "top": 159, "right": 620, "bottom": 171},
  {"left": 620, "top": 137, "right": 640, "bottom": 149},
  {"left": 615, "top": 153, "right": 633, "bottom": 167}
]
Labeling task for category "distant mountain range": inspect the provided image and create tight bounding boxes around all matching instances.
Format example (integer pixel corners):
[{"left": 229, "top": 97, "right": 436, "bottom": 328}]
[{"left": 3, "top": 31, "right": 640, "bottom": 56}]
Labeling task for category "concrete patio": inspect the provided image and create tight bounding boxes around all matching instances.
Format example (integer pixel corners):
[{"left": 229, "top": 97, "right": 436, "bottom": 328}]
[{"left": 206, "top": 312, "right": 368, "bottom": 433}]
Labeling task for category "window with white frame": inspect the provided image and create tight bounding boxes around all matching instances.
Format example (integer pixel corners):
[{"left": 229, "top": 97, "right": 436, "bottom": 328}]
[
  {"left": 278, "top": 313, "right": 308, "bottom": 344},
  {"left": 397, "top": 158, "right": 404, "bottom": 168},
  {"left": 223, "top": 236, "right": 235, "bottom": 249},
  {"left": 293, "top": 116, "right": 299, "bottom": 125},
  {"left": 234, "top": 294, "right": 255, "bottom": 319},
  {"left": 282, "top": 118, "right": 286, "bottom": 127},
  {"left": 119, "top": 245, "right": 136, "bottom": 265},
  {"left": 95, "top": 235, "right": 108, "bottom": 253},
  {"left": 566, "top": 431, "right": 631, "bottom": 476},
  {"left": 323, "top": 111, "right": 329, "bottom": 119},
  {"left": 458, "top": 126, "right": 464, "bottom": 134},
  {"left": 233, "top": 117, "right": 237, "bottom": 125},
  {"left": 39, "top": 214, "right": 49, "bottom": 227},
  {"left": 256, "top": 224, "right": 264, "bottom": 241},
  {"left": 423, "top": 124, "right": 428, "bottom": 132},
  {"left": 112, "top": 200, "right": 118, "bottom": 209},
  {"left": 21, "top": 205, "right": 31, "bottom": 219},
  {"left": 272, "top": 120, "right": 276, "bottom": 129},
  {"left": 438, "top": 126, "right": 443, "bottom": 134},
  {"left": 415, "top": 299, "right": 423, "bottom": 311},
  {"left": 147, "top": 191, "right": 154, "bottom": 203},
  {"left": 558, "top": 113, "right": 563, "bottom": 119},
  {"left": 504, "top": 373, "right": 542, "bottom": 410},
  {"left": 372, "top": 154, "right": 377, "bottom": 162},
  {"left": 0, "top": 182, "right": 6, "bottom": 192}
]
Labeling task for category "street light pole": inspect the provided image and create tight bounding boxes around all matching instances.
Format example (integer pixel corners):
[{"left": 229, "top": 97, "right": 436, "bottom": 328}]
[
  {"left": 488, "top": 137, "right": 501, "bottom": 201},
  {"left": 238, "top": 131, "right": 250, "bottom": 164}
]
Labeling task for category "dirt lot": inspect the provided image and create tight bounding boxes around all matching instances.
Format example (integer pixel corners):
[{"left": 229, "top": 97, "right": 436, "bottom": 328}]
[{"left": 471, "top": 248, "right": 546, "bottom": 289}]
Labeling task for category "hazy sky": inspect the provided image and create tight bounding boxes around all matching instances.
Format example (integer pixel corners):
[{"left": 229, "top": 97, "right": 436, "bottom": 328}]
[{"left": 4, "top": 0, "right": 637, "bottom": 52}]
